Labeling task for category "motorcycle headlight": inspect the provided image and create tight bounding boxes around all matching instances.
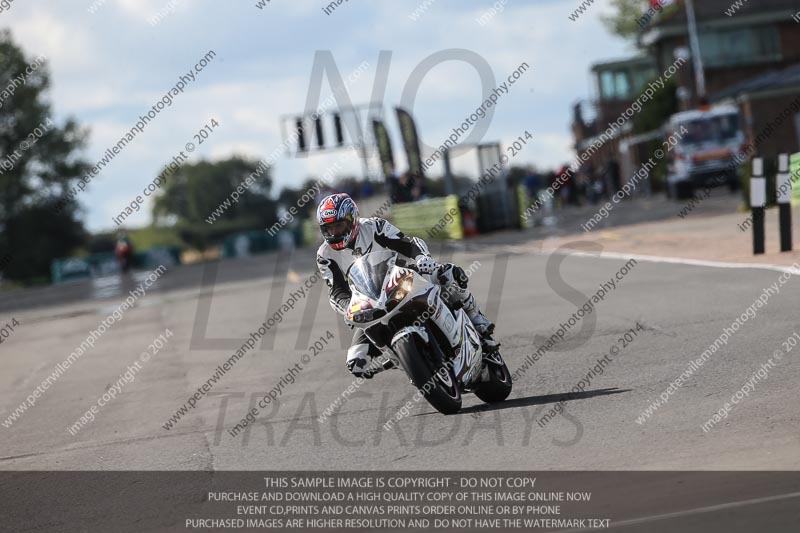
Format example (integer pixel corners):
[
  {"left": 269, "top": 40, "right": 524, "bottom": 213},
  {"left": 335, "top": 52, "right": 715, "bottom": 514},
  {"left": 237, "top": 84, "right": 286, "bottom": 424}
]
[
  {"left": 391, "top": 277, "right": 413, "bottom": 301},
  {"left": 353, "top": 308, "right": 386, "bottom": 323},
  {"left": 385, "top": 274, "right": 414, "bottom": 313}
]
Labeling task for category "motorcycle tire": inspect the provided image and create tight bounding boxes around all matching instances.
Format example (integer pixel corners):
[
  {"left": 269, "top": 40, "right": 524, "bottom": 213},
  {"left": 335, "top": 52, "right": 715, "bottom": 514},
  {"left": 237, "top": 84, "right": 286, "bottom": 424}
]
[
  {"left": 393, "top": 334, "right": 462, "bottom": 415},
  {"left": 473, "top": 350, "right": 512, "bottom": 403}
]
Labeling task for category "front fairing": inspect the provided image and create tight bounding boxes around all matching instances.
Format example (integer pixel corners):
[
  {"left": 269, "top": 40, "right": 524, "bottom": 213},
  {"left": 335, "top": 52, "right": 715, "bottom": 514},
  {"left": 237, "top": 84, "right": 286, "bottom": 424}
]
[
  {"left": 345, "top": 251, "right": 433, "bottom": 328},
  {"left": 347, "top": 250, "right": 396, "bottom": 300}
]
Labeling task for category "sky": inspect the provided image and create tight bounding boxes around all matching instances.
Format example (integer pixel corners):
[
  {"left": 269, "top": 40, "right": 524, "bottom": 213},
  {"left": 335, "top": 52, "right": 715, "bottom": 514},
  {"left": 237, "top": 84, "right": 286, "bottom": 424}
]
[{"left": 4, "top": 0, "right": 633, "bottom": 231}]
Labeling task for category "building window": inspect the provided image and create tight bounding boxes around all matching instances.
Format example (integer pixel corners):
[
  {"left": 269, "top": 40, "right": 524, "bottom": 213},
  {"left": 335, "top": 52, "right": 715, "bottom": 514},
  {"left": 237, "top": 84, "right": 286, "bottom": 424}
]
[
  {"left": 600, "top": 70, "right": 631, "bottom": 100},
  {"left": 631, "top": 67, "right": 657, "bottom": 94},
  {"left": 598, "top": 64, "right": 656, "bottom": 102},
  {"left": 698, "top": 26, "right": 782, "bottom": 68}
]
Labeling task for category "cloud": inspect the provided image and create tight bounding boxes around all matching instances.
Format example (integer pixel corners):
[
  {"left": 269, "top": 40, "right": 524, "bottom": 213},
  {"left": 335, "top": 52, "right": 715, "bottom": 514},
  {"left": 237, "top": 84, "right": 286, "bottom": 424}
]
[
  {"left": 2, "top": 0, "right": 630, "bottom": 230},
  {"left": 115, "top": 0, "right": 163, "bottom": 19},
  {"left": 10, "top": 9, "right": 97, "bottom": 72},
  {"left": 532, "top": 132, "right": 576, "bottom": 168}
]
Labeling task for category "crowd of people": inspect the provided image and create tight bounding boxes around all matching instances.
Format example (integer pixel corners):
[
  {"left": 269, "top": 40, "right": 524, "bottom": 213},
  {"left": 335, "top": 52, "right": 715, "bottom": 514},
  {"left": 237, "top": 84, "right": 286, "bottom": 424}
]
[
  {"left": 311, "top": 160, "right": 627, "bottom": 218},
  {"left": 316, "top": 171, "right": 426, "bottom": 206},
  {"left": 522, "top": 159, "right": 623, "bottom": 207}
]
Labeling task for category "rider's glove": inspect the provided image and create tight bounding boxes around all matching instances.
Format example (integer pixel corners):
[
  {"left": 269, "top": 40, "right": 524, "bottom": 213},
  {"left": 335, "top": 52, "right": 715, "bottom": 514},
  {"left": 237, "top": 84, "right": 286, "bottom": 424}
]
[
  {"left": 337, "top": 296, "right": 351, "bottom": 316},
  {"left": 415, "top": 254, "right": 437, "bottom": 275},
  {"left": 347, "top": 356, "right": 375, "bottom": 379},
  {"left": 437, "top": 264, "right": 469, "bottom": 289}
]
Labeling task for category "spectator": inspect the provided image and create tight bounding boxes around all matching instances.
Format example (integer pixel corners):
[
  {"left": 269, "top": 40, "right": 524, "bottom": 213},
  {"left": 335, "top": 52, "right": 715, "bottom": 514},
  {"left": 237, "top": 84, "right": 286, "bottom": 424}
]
[
  {"left": 589, "top": 165, "right": 605, "bottom": 205},
  {"left": 524, "top": 171, "right": 542, "bottom": 198},
  {"left": 392, "top": 172, "right": 415, "bottom": 203},
  {"left": 360, "top": 180, "right": 374, "bottom": 198},
  {"left": 559, "top": 165, "right": 580, "bottom": 206},
  {"left": 604, "top": 158, "right": 621, "bottom": 196}
]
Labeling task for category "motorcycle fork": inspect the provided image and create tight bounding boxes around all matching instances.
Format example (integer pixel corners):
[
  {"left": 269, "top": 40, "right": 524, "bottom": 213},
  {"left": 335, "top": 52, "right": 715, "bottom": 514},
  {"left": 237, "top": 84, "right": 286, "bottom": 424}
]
[
  {"left": 427, "top": 293, "right": 462, "bottom": 351},
  {"left": 426, "top": 327, "right": 449, "bottom": 367}
]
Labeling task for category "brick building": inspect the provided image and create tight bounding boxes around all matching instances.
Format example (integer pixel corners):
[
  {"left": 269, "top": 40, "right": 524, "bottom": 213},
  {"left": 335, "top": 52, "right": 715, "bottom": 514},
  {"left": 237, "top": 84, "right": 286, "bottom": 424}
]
[
  {"left": 640, "top": 0, "right": 800, "bottom": 105},
  {"left": 572, "top": 0, "right": 800, "bottom": 187},
  {"left": 712, "top": 60, "right": 800, "bottom": 159}
]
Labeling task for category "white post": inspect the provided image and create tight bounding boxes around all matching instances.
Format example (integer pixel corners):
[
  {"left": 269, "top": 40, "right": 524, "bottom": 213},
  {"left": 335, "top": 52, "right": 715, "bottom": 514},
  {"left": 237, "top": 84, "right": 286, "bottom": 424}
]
[{"left": 684, "top": 0, "right": 707, "bottom": 100}]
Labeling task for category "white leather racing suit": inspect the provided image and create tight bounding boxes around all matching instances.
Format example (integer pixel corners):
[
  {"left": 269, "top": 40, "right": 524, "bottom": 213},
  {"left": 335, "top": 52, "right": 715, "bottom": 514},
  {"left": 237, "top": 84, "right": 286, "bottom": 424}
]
[{"left": 315, "top": 217, "right": 492, "bottom": 378}]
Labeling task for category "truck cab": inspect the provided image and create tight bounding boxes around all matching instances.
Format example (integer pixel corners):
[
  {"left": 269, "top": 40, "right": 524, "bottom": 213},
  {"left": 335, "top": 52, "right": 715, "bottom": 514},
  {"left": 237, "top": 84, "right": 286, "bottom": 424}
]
[{"left": 666, "top": 105, "right": 744, "bottom": 199}]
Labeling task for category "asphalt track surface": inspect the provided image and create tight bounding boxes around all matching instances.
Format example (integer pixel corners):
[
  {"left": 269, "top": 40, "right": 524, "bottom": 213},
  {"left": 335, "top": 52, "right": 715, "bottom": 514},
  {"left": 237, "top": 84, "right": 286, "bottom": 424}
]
[{"left": 1, "top": 226, "right": 800, "bottom": 531}]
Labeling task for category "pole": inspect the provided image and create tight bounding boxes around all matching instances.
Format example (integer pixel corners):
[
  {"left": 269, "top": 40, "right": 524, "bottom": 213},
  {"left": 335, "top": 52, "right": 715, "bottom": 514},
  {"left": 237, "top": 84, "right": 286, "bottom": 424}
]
[
  {"left": 751, "top": 158, "right": 766, "bottom": 255},
  {"left": 443, "top": 148, "right": 454, "bottom": 196},
  {"left": 776, "top": 154, "right": 792, "bottom": 252},
  {"left": 684, "top": 0, "right": 707, "bottom": 100}
]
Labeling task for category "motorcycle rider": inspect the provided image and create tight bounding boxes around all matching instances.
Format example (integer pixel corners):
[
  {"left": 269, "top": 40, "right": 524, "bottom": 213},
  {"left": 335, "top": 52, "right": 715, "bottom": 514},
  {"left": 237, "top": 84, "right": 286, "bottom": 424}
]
[
  {"left": 315, "top": 193, "right": 496, "bottom": 379},
  {"left": 115, "top": 231, "right": 134, "bottom": 273}
]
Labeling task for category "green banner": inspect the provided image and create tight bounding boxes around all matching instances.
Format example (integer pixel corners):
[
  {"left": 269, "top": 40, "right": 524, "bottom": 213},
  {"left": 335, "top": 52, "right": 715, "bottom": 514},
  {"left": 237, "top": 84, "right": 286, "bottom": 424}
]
[
  {"left": 395, "top": 107, "right": 426, "bottom": 179},
  {"left": 517, "top": 185, "right": 534, "bottom": 229},
  {"left": 372, "top": 119, "right": 396, "bottom": 180},
  {"left": 391, "top": 196, "right": 463, "bottom": 240}
]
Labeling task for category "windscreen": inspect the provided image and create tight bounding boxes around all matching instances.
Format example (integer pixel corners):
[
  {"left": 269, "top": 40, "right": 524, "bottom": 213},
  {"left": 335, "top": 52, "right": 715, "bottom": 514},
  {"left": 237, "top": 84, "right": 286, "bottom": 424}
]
[
  {"left": 347, "top": 250, "right": 396, "bottom": 300},
  {"left": 680, "top": 113, "right": 740, "bottom": 145}
]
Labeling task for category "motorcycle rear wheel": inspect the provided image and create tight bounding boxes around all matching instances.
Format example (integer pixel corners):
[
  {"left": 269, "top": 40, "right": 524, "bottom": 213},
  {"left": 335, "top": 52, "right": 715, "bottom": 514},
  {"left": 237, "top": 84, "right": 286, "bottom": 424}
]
[{"left": 393, "top": 334, "right": 462, "bottom": 415}]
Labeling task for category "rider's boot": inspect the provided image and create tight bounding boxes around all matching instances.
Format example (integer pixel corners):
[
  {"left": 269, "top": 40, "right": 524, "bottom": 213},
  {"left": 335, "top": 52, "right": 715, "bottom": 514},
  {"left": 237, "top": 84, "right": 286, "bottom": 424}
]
[
  {"left": 436, "top": 264, "right": 499, "bottom": 352},
  {"left": 460, "top": 292, "right": 499, "bottom": 352}
]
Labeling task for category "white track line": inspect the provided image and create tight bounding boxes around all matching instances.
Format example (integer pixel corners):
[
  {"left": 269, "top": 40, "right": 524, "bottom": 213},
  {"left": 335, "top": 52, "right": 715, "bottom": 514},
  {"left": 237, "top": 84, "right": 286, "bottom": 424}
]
[
  {"left": 554, "top": 490, "right": 800, "bottom": 532},
  {"left": 552, "top": 249, "right": 800, "bottom": 275}
]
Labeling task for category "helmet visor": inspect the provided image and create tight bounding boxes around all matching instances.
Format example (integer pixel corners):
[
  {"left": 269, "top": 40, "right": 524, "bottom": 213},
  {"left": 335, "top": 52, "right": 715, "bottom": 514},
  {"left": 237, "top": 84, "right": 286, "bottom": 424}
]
[{"left": 320, "top": 217, "right": 354, "bottom": 243}]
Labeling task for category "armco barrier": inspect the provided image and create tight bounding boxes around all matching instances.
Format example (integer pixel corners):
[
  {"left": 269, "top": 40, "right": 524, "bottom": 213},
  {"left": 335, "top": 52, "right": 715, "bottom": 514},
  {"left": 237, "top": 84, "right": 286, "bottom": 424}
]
[
  {"left": 303, "top": 218, "right": 319, "bottom": 247},
  {"left": 300, "top": 195, "right": 463, "bottom": 245},
  {"left": 391, "top": 196, "right": 463, "bottom": 240},
  {"left": 222, "top": 228, "right": 303, "bottom": 257},
  {"left": 51, "top": 257, "right": 94, "bottom": 284},
  {"left": 51, "top": 246, "right": 181, "bottom": 284}
]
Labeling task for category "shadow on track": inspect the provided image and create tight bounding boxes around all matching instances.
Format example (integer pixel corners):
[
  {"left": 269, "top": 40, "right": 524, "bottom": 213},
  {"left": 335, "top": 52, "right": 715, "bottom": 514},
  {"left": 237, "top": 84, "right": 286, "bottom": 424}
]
[{"left": 412, "top": 387, "right": 631, "bottom": 418}]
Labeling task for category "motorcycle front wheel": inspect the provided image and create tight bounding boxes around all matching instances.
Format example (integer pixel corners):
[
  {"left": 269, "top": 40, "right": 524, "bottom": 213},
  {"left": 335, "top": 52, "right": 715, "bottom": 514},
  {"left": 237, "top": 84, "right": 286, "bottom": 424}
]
[
  {"left": 393, "top": 334, "right": 462, "bottom": 415},
  {"left": 473, "top": 350, "right": 512, "bottom": 403}
]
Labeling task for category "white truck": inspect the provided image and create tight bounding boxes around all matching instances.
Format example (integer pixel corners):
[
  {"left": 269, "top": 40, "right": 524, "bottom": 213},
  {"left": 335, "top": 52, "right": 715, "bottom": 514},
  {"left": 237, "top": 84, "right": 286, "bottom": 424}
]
[{"left": 666, "top": 104, "right": 745, "bottom": 199}]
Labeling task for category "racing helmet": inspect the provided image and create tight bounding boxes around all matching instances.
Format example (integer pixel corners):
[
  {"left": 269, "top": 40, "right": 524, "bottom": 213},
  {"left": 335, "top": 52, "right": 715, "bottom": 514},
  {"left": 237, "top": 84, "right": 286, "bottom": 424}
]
[{"left": 317, "top": 193, "right": 359, "bottom": 250}]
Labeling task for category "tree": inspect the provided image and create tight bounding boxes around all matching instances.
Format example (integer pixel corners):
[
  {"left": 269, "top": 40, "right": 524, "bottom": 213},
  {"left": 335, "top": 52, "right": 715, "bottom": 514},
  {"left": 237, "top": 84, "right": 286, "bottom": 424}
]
[
  {"left": 0, "top": 30, "right": 90, "bottom": 283},
  {"left": 633, "top": 79, "right": 679, "bottom": 134},
  {"left": 601, "top": 0, "right": 646, "bottom": 40},
  {"left": 276, "top": 177, "right": 328, "bottom": 222},
  {"left": 152, "top": 156, "right": 277, "bottom": 250},
  {"left": 632, "top": 78, "right": 679, "bottom": 191}
]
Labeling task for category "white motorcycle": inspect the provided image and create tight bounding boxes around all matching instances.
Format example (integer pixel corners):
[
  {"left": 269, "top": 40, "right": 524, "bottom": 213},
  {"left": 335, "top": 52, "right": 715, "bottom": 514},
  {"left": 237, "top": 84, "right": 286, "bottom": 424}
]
[{"left": 344, "top": 250, "right": 512, "bottom": 414}]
